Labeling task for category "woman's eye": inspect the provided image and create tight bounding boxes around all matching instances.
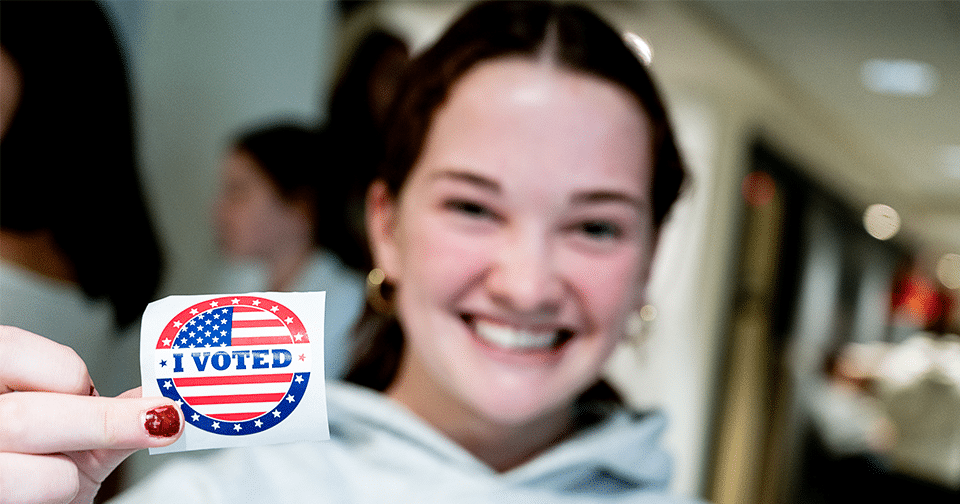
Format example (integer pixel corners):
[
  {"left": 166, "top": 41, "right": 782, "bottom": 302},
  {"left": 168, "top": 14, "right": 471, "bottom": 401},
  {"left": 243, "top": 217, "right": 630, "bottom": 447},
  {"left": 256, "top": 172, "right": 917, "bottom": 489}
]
[
  {"left": 444, "top": 199, "right": 497, "bottom": 220},
  {"left": 578, "top": 221, "right": 622, "bottom": 240}
]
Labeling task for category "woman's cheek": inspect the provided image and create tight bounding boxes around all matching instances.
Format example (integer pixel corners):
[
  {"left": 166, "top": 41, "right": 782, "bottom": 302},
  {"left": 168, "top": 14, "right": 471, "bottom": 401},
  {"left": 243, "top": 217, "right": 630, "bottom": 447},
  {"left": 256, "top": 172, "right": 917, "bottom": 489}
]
[
  {"left": 568, "top": 249, "right": 643, "bottom": 325},
  {"left": 401, "top": 213, "right": 489, "bottom": 294}
]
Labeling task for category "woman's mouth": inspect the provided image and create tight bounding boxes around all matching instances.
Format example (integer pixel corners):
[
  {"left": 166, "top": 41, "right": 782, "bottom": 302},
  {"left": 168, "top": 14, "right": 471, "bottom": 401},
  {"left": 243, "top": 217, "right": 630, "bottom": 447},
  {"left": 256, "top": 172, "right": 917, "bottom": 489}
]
[{"left": 462, "top": 315, "right": 575, "bottom": 352}]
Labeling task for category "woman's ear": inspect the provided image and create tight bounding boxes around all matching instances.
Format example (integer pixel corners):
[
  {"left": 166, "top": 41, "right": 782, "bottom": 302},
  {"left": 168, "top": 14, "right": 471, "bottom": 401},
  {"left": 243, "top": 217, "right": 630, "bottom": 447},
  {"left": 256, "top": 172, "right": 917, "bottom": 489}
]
[{"left": 365, "top": 179, "right": 400, "bottom": 280}]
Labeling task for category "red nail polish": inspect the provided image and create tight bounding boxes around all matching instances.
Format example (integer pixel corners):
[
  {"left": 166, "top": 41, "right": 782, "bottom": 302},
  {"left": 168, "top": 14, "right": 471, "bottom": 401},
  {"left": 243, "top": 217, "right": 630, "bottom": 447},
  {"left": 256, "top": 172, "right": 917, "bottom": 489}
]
[{"left": 144, "top": 405, "right": 180, "bottom": 437}]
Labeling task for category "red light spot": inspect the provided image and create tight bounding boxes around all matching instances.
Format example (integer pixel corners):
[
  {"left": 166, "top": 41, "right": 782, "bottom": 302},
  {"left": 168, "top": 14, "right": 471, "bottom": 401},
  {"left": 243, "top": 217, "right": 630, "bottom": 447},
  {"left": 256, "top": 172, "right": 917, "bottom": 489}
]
[{"left": 742, "top": 171, "right": 776, "bottom": 207}]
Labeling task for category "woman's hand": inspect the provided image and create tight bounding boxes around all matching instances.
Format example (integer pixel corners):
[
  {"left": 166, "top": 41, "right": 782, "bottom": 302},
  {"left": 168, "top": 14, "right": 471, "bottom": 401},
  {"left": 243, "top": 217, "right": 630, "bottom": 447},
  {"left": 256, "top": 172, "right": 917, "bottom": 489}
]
[{"left": 0, "top": 326, "right": 183, "bottom": 504}]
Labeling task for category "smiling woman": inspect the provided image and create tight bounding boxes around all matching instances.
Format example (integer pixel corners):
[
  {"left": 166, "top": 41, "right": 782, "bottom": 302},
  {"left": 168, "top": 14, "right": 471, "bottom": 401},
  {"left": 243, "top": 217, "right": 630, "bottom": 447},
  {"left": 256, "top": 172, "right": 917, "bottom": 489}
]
[
  {"left": 0, "top": 2, "right": 697, "bottom": 503},
  {"left": 366, "top": 58, "right": 657, "bottom": 470}
]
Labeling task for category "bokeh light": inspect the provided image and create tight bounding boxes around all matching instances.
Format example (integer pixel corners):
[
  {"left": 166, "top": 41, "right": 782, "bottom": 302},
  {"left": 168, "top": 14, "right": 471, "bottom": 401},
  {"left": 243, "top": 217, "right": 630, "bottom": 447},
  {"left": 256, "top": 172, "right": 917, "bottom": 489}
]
[
  {"left": 937, "top": 253, "right": 960, "bottom": 289},
  {"left": 863, "top": 203, "right": 900, "bottom": 240},
  {"left": 741, "top": 171, "right": 776, "bottom": 208},
  {"left": 623, "top": 32, "right": 653, "bottom": 66}
]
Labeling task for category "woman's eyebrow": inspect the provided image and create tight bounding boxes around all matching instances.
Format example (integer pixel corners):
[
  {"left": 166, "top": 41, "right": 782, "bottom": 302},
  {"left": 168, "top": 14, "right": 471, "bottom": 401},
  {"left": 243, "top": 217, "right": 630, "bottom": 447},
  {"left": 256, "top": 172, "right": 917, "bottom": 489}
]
[
  {"left": 428, "top": 169, "right": 501, "bottom": 193},
  {"left": 571, "top": 190, "right": 649, "bottom": 212}
]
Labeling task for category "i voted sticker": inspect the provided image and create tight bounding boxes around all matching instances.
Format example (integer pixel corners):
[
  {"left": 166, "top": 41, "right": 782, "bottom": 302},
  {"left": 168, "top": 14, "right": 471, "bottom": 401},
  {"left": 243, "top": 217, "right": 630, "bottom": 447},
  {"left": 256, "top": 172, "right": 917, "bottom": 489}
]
[{"left": 141, "top": 292, "right": 329, "bottom": 453}]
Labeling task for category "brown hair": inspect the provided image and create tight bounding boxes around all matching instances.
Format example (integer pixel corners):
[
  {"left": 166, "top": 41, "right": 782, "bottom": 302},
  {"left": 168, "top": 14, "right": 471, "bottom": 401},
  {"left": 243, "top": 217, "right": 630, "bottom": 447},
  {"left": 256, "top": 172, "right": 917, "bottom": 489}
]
[{"left": 345, "top": 1, "right": 686, "bottom": 395}]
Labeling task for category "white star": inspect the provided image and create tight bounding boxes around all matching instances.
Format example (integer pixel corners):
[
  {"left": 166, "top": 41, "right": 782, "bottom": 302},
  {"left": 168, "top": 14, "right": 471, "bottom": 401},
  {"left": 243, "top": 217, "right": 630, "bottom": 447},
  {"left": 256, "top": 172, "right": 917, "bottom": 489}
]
[
  {"left": 286, "top": 394, "right": 296, "bottom": 403},
  {"left": 294, "top": 375, "right": 304, "bottom": 384},
  {"left": 163, "top": 380, "right": 172, "bottom": 389},
  {"left": 205, "top": 320, "right": 211, "bottom": 326},
  {"left": 294, "top": 332, "right": 303, "bottom": 341},
  {"left": 212, "top": 336, "right": 219, "bottom": 343},
  {"left": 189, "top": 320, "right": 196, "bottom": 326},
  {"left": 213, "top": 313, "right": 220, "bottom": 319},
  {"left": 173, "top": 321, "right": 182, "bottom": 328},
  {"left": 233, "top": 423, "right": 242, "bottom": 432},
  {"left": 231, "top": 298, "right": 240, "bottom": 304},
  {"left": 254, "top": 419, "right": 263, "bottom": 428},
  {"left": 285, "top": 316, "right": 293, "bottom": 324},
  {"left": 270, "top": 305, "right": 279, "bottom": 313},
  {"left": 176, "top": 399, "right": 183, "bottom": 406},
  {"left": 210, "top": 301, "right": 219, "bottom": 308},
  {"left": 190, "top": 308, "right": 199, "bottom": 315},
  {"left": 162, "top": 338, "right": 171, "bottom": 347},
  {"left": 191, "top": 413, "right": 200, "bottom": 422},
  {"left": 189, "top": 344, "right": 196, "bottom": 348},
  {"left": 272, "top": 410, "right": 281, "bottom": 418},
  {"left": 252, "top": 299, "right": 261, "bottom": 306},
  {"left": 213, "top": 325, "right": 219, "bottom": 330},
  {"left": 212, "top": 421, "right": 220, "bottom": 430},
  {"left": 189, "top": 331, "right": 196, "bottom": 337},
  {"left": 198, "top": 313, "right": 205, "bottom": 320},
  {"left": 220, "top": 342, "right": 227, "bottom": 347}
]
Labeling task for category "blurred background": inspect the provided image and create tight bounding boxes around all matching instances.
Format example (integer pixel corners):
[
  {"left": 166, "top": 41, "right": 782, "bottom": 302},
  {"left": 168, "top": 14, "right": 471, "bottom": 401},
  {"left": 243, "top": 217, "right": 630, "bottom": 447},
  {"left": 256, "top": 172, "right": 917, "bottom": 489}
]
[{"left": 1, "top": 0, "right": 957, "bottom": 502}]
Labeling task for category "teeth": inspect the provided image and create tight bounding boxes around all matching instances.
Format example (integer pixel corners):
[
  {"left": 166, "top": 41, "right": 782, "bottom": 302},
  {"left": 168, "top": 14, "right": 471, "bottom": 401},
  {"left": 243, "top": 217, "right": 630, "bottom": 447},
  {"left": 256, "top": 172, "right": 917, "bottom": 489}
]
[{"left": 475, "top": 320, "right": 557, "bottom": 350}]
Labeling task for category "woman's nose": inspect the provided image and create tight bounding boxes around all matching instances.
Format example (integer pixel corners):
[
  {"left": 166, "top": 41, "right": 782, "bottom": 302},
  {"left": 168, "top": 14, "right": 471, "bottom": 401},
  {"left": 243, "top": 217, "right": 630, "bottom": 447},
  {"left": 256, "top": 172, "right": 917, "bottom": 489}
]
[{"left": 486, "top": 229, "right": 563, "bottom": 314}]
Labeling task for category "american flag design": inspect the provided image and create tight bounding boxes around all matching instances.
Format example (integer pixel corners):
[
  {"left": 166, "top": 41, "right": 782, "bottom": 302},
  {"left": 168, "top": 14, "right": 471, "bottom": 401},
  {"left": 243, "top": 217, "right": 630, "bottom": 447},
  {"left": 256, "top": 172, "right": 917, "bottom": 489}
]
[{"left": 153, "top": 296, "right": 312, "bottom": 436}]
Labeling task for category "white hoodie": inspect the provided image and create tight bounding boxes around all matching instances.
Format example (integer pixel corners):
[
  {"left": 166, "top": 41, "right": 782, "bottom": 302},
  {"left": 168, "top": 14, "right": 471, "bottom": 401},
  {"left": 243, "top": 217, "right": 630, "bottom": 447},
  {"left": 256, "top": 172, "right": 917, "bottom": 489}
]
[{"left": 111, "top": 381, "right": 701, "bottom": 503}]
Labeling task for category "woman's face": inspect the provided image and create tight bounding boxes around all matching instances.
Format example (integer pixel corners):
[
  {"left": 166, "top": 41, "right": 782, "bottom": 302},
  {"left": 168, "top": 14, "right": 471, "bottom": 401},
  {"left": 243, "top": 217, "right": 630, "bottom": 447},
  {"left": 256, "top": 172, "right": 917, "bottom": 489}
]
[
  {"left": 214, "top": 149, "right": 312, "bottom": 260},
  {"left": 370, "top": 58, "right": 655, "bottom": 426}
]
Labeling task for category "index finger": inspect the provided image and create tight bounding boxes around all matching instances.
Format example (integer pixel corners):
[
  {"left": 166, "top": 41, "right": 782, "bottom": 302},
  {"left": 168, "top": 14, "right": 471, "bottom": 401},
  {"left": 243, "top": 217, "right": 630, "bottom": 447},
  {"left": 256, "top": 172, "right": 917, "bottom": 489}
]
[
  {"left": 0, "top": 392, "right": 182, "bottom": 453},
  {"left": 0, "top": 325, "right": 93, "bottom": 395}
]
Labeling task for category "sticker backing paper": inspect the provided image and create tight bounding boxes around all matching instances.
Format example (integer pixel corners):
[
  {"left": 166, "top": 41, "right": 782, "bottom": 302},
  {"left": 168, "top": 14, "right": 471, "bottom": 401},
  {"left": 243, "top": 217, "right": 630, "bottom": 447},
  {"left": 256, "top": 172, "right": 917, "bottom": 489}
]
[{"left": 140, "top": 292, "right": 329, "bottom": 453}]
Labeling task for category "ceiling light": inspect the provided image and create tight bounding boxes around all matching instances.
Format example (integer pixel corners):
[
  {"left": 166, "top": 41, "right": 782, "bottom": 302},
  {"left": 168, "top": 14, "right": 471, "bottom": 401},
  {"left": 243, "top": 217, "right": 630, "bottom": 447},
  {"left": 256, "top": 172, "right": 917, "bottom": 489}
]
[
  {"left": 863, "top": 203, "right": 900, "bottom": 240},
  {"left": 860, "top": 58, "right": 939, "bottom": 97}
]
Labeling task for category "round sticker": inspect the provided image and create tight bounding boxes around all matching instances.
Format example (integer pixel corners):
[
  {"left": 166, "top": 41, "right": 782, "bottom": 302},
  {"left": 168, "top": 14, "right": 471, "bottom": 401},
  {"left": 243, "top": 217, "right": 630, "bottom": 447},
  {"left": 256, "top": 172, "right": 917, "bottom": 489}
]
[{"left": 153, "top": 296, "right": 311, "bottom": 435}]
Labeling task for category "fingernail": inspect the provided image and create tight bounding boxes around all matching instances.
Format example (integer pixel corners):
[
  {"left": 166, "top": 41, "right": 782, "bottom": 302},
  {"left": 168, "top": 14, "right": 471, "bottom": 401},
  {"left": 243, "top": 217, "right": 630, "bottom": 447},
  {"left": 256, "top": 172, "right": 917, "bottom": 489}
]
[
  {"left": 144, "top": 405, "right": 181, "bottom": 438},
  {"left": 89, "top": 382, "right": 99, "bottom": 397}
]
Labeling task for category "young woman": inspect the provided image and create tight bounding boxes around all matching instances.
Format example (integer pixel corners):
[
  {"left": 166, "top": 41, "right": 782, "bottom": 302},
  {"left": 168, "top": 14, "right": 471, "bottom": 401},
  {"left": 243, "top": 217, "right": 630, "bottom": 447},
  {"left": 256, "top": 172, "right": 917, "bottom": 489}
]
[
  {"left": 0, "top": 2, "right": 695, "bottom": 503},
  {"left": 212, "top": 123, "right": 366, "bottom": 378}
]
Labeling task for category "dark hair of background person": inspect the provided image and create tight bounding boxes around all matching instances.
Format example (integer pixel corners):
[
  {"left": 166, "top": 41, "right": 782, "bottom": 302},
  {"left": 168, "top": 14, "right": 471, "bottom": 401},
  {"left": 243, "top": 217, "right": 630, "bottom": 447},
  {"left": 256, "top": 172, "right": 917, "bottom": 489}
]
[
  {"left": 0, "top": 0, "right": 164, "bottom": 329},
  {"left": 344, "top": 0, "right": 688, "bottom": 397},
  {"left": 321, "top": 28, "right": 409, "bottom": 273},
  {"left": 231, "top": 121, "right": 332, "bottom": 245}
]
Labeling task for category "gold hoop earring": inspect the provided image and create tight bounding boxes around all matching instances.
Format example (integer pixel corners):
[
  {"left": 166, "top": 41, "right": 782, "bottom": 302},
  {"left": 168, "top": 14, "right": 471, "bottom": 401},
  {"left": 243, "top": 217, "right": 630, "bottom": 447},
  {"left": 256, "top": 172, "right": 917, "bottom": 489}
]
[{"left": 366, "top": 268, "right": 393, "bottom": 315}]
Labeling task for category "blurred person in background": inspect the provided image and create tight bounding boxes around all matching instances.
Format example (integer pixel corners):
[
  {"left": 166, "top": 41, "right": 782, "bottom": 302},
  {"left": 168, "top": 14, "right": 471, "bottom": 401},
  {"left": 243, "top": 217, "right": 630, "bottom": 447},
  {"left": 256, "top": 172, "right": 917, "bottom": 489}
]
[
  {"left": 828, "top": 284, "right": 960, "bottom": 502},
  {"left": 0, "top": 0, "right": 164, "bottom": 390},
  {"left": 212, "top": 122, "right": 365, "bottom": 379}
]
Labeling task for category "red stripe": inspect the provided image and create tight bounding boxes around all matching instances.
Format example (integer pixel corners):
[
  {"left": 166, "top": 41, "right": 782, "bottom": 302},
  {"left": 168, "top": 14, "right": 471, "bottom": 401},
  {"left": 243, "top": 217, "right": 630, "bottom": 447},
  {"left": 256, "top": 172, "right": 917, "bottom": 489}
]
[
  {"left": 232, "top": 336, "right": 292, "bottom": 345},
  {"left": 232, "top": 319, "right": 284, "bottom": 328},
  {"left": 233, "top": 306, "right": 264, "bottom": 313},
  {"left": 185, "top": 392, "right": 285, "bottom": 405},
  {"left": 209, "top": 412, "right": 264, "bottom": 421},
  {"left": 174, "top": 373, "right": 292, "bottom": 387}
]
